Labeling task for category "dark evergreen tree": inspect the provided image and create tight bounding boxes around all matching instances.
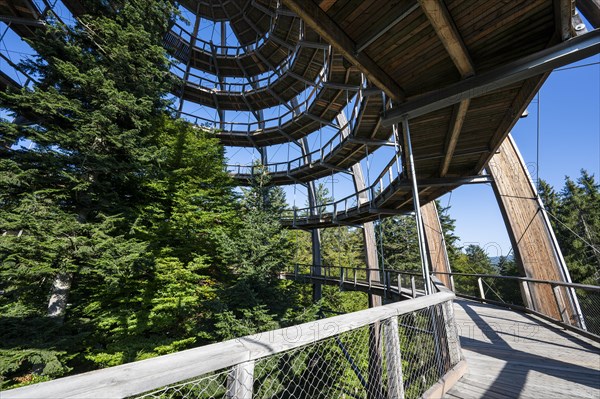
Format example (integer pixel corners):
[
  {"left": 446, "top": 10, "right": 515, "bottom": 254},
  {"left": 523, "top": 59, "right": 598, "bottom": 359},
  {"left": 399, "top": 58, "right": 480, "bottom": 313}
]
[
  {"left": 214, "top": 165, "right": 296, "bottom": 338},
  {"left": 377, "top": 214, "right": 420, "bottom": 271},
  {"left": 436, "top": 200, "right": 461, "bottom": 262},
  {"left": 0, "top": 1, "right": 241, "bottom": 386},
  {"left": 539, "top": 172, "right": 600, "bottom": 284}
]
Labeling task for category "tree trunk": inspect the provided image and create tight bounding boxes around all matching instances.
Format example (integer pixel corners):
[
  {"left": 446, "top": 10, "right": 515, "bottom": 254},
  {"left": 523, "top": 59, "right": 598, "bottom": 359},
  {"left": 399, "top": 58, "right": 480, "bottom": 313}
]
[{"left": 47, "top": 272, "right": 72, "bottom": 322}]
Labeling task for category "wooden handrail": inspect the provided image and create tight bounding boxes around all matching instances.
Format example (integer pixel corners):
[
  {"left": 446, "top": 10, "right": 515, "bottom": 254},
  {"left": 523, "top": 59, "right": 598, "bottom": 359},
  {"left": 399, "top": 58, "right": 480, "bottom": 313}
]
[
  {"left": 3, "top": 292, "right": 455, "bottom": 399},
  {"left": 431, "top": 271, "right": 600, "bottom": 291}
]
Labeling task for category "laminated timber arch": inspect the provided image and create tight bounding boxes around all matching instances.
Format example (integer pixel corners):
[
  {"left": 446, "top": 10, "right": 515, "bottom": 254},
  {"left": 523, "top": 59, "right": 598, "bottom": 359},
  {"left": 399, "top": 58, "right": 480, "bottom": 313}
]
[{"left": 487, "top": 135, "right": 583, "bottom": 326}]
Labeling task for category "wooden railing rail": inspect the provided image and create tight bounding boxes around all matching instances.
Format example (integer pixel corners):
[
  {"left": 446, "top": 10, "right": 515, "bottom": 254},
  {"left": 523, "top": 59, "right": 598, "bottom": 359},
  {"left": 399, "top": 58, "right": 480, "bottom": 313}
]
[{"left": 3, "top": 292, "right": 460, "bottom": 399}]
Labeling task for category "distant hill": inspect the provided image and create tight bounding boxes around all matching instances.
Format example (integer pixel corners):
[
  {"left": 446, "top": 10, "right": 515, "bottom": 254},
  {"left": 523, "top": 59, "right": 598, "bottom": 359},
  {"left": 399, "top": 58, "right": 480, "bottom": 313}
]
[{"left": 489, "top": 255, "right": 514, "bottom": 267}]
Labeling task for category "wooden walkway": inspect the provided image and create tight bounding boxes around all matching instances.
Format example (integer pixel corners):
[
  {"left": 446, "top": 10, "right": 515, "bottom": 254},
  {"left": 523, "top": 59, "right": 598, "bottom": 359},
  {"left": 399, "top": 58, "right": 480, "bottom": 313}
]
[{"left": 445, "top": 300, "right": 600, "bottom": 399}]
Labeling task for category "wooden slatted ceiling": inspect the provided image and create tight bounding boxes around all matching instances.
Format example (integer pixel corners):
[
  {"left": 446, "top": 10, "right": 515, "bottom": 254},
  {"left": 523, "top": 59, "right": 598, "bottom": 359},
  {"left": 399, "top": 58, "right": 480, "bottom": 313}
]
[
  {"left": 308, "top": 0, "right": 556, "bottom": 182},
  {"left": 317, "top": 0, "right": 554, "bottom": 97},
  {"left": 449, "top": 0, "right": 555, "bottom": 73}
]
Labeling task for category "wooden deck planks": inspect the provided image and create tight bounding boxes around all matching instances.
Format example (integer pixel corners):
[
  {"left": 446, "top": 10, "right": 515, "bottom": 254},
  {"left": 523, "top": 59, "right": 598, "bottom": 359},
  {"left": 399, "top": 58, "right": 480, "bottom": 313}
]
[{"left": 445, "top": 299, "right": 600, "bottom": 399}]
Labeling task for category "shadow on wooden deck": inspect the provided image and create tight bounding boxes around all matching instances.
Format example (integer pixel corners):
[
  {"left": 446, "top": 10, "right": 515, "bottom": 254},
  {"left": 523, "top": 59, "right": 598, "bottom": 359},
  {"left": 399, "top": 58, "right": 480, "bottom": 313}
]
[{"left": 445, "top": 300, "right": 600, "bottom": 399}]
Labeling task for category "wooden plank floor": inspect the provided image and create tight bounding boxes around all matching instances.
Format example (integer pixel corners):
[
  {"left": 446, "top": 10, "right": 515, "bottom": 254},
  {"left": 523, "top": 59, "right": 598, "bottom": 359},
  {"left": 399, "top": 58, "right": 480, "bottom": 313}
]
[{"left": 445, "top": 300, "right": 600, "bottom": 399}]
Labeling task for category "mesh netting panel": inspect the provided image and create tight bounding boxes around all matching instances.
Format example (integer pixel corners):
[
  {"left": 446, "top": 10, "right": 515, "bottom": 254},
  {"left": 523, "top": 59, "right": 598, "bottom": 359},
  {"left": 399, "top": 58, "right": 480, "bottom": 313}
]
[
  {"left": 130, "top": 302, "right": 459, "bottom": 399},
  {"left": 134, "top": 369, "right": 229, "bottom": 399}
]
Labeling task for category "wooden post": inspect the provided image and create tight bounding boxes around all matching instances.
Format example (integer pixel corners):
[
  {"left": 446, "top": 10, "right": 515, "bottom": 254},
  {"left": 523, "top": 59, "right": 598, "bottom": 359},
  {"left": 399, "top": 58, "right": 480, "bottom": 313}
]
[
  {"left": 383, "top": 317, "right": 404, "bottom": 399},
  {"left": 552, "top": 285, "right": 571, "bottom": 324},
  {"left": 477, "top": 277, "right": 486, "bottom": 300},
  {"left": 340, "top": 109, "right": 383, "bottom": 398},
  {"left": 397, "top": 274, "right": 402, "bottom": 296},
  {"left": 368, "top": 322, "right": 384, "bottom": 399},
  {"left": 301, "top": 135, "right": 322, "bottom": 302},
  {"left": 442, "top": 301, "right": 462, "bottom": 366},
  {"left": 226, "top": 361, "right": 254, "bottom": 399},
  {"left": 386, "top": 271, "right": 391, "bottom": 299},
  {"left": 520, "top": 280, "right": 533, "bottom": 310}
]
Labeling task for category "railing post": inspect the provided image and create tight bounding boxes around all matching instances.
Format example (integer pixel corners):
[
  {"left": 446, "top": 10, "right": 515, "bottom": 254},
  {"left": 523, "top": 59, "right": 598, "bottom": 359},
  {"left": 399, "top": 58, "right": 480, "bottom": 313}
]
[
  {"left": 441, "top": 300, "right": 462, "bottom": 366},
  {"left": 368, "top": 270, "right": 372, "bottom": 289},
  {"left": 383, "top": 317, "right": 405, "bottom": 399},
  {"left": 397, "top": 274, "right": 402, "bottom": 295},
  {"left": 411, "top": 276, "right": 416, "bottom": 299},
  {"left": 552, "top": 284, "right": 571, "bottom": 324},
  {"left": 340, "top": 267, "right": 344, "bottom": 289},
  {"left": 521, "top": 280, "right": 533, "bottom": 309},
  {"left": 226, "top": 361, "right": 255, "bottom": 399},
  {"left": 294, "top": 263, "right": 299, "bottom": 278},
  {"left": 450, "top": 275, "right": 455, "bottom": 292},
  {"left": 386, "top": 271, "right": 391, "bottom": 299},
  {"left": 354, "top": 268, "right": 358, "bottom": 287},
  {"left": 477, "top": 277, "right": 486, "bottom": 300}
]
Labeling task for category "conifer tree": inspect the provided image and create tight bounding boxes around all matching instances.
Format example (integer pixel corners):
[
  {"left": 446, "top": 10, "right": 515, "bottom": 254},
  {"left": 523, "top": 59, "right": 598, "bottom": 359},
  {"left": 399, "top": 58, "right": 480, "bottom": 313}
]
[
  {"left": 0, "top": 1, "right": 239, "bottom": 384},
  {"left": 539, "top": 172, "right": 600, "bottom": 284}
]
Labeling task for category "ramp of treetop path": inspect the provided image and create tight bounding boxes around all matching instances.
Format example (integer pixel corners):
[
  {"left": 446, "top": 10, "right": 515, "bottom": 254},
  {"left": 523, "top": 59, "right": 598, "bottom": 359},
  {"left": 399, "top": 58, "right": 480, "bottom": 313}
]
[{"left": 4, "top": 0, "right": 600, "bottom": 197}]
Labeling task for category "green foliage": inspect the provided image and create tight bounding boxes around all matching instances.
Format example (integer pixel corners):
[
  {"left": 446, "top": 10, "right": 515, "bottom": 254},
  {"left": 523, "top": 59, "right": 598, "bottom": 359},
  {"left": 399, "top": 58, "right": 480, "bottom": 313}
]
[
  {"left": 321, "top": 227, "right": 364, "bottom": 269},
  {"left": 539, "top": 172, "right": 600, "bottom": 332},
  {"left": 540, "top": 171, "right": 600, "bottom": 285},
  {"left": 449, "top": 245, "right": 497, "bottom": 297},
  {"left": 0, "top": 1, "right": 256, "bottom": 387},
  {"left": 377, "top": 214, "right": 420, "bottom": 271},
  {"left": 214, "top": 306, "right": 280, "bottom": 341},
  {"left": 436, "top": 200, "right": 461, "bottom": 262}
]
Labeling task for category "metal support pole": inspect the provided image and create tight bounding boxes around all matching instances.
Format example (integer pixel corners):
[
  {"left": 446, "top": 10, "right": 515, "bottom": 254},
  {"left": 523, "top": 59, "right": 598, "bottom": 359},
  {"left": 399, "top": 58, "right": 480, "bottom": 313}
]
[
  {"left": 301, "top": 136, "right": 322, "bottom": 302},
  {"left": 401, "top": 118, "right": 433, "bottom": 295}
]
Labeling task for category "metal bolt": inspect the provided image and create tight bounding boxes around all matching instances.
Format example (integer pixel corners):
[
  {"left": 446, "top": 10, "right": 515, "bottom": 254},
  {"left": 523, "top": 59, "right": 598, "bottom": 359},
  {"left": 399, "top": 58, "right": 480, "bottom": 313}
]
[{"left": 575, "top": 24, "right": 585, "bottom": 31}]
